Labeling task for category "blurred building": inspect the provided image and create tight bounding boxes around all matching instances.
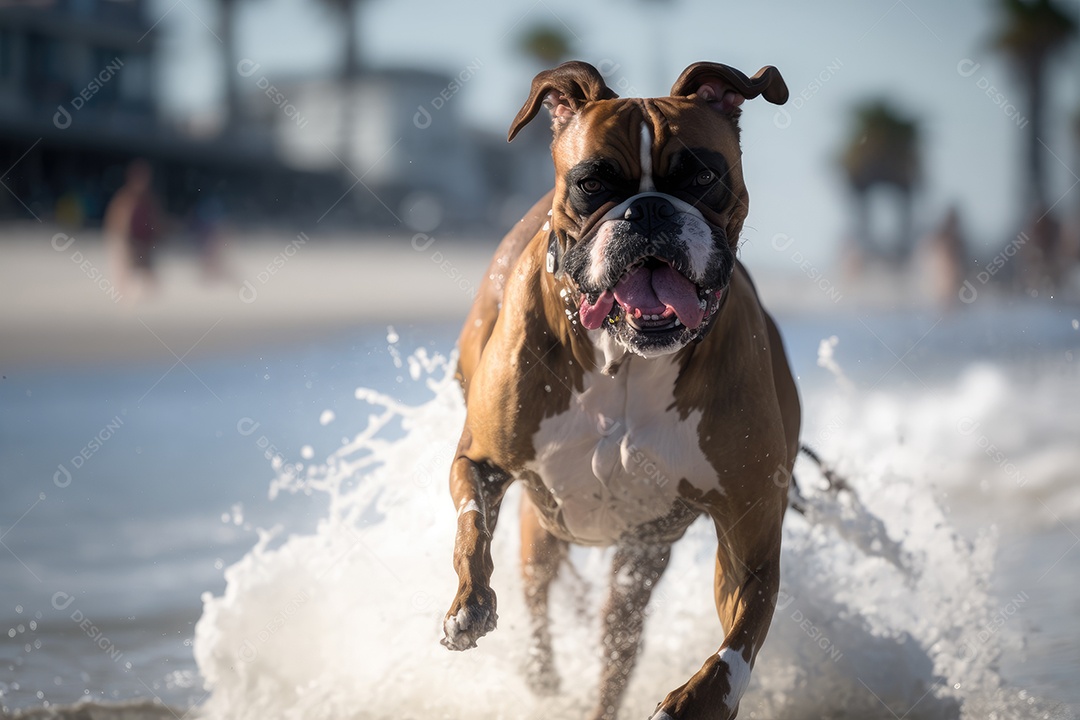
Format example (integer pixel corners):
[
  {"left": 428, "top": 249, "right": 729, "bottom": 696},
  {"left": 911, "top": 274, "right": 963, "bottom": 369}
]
[
  {"left": 0, "top": 2, "right": 551, "bottom": 234},
  {"left": 0, "top": 0, "right": 337, "bottom": 229},
  {"left": 0, "top": 0, "right": 156, "bottom": 223},
  {"left": 243, "top": 66, "right": 552, "bottom": 231}
]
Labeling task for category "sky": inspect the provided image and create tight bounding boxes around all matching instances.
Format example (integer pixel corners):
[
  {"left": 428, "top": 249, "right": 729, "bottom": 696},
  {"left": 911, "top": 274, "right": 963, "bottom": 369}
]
[{"left": 150, "top": 0, "right": 1080, "bottom": 269}]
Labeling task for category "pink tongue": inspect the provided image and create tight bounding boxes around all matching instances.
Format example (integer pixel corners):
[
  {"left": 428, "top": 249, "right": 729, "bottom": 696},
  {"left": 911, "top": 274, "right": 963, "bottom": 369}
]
[
  {"left": 610, "top": 264, "right": 705, "bottom": 329},
  {"left": 579, "top": 264, "right": 705, "bottom": 331},
  {"left": 652, "top": 264, "right": 705, "bottom": 329},
  {"left": 612, "top": 265, "right": 663, "bottom": 315},
  {"left": 579, "top": 290, "right": 614, "bottom": 330}
]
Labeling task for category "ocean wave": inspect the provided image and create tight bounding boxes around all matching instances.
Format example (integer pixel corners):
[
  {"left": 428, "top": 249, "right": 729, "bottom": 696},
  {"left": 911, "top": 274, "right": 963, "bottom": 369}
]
[{"left": 185, "top": 341, "right": 1076, "bottom": 719}]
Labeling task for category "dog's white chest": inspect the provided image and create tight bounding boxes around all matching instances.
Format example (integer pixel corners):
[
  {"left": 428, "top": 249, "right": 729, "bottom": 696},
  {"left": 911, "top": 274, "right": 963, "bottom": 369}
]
[{"left": 525, "top": 354, "right": 716, "bottom": 545}]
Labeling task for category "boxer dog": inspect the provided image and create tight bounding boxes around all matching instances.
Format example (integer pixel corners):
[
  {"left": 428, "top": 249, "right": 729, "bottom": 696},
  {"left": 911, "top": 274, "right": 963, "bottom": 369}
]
[{"left": 441, "top": 60, "right": 800, "bottom": 720}]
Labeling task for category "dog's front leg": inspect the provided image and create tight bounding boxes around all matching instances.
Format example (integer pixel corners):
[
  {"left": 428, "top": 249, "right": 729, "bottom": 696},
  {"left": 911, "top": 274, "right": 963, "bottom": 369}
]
[
  {"left": 441, "top": 440, "right": 513, "bottom": 652},
  {"left": 650, "top": 522, "right": 782, "bottom": 720}
]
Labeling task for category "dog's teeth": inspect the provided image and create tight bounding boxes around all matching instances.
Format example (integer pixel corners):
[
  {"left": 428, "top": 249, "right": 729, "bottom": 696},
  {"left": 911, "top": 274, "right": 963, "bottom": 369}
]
[{"left": 674, "top": 318, "right": 681, "bottom": 326}]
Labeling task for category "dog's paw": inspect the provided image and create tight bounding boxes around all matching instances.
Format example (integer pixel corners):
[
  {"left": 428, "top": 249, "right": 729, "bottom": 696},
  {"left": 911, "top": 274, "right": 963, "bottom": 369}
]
[{"left": 441, "top": 588, "right": 497, "bottom": 651}]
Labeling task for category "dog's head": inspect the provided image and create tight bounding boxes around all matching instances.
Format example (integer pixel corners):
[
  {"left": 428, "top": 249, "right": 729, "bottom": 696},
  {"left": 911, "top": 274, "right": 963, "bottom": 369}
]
[{"left": 509, "top": 61, "right": 787, "bottom": 358}]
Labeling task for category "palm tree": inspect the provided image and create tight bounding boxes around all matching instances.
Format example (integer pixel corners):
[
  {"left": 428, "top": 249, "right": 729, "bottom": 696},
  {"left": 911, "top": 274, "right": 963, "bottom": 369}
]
[
  {"left": 840, "top": 99, "right": 921, "bottom": 265},
  {"left": 220, "top": 0, "right": 241, "bottom": 132},
  {"left": 319, "top": 0, "right": 364, "bottom": 87},
  {"left": 317, "top": 0, "right": 366, "bottom": 163},
  {"left": 991, "top": 0, "right": 1077, "bottom": 214},
  {"left": 518, "top": 25, "right": 572, "bottom": 66}
]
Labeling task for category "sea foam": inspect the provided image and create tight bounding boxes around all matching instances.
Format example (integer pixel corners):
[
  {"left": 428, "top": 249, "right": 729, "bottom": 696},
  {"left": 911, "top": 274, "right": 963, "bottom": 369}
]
[{"left": 192, "top": 343, "right": 1073, "bottom": 719}]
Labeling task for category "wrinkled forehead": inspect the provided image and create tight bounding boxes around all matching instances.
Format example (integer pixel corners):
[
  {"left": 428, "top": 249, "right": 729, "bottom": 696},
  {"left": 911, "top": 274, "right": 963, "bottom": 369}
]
[{"left": 552, "top": 97, "right": 742, "bottom": 179}]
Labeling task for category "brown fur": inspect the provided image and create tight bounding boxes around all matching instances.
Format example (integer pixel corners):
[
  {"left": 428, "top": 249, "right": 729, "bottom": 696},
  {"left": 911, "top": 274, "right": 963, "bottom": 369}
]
[{"left": 442, "top": 61, "right": 798, "bottom": 720}]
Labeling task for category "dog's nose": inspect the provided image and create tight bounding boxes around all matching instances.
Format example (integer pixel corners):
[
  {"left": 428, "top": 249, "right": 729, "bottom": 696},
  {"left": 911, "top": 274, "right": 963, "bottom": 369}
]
[{"left": 623, "top": 195, "right": 677, "bottom": 234}]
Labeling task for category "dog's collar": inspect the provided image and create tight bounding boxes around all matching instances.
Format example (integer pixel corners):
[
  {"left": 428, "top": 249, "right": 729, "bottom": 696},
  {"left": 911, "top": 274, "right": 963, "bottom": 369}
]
[{"left": 546, "top": 231, "right": 563, "bottom": 278}]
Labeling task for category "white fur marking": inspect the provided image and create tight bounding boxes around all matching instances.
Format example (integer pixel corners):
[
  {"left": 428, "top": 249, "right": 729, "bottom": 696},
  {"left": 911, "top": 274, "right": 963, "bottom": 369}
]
[
  {"left": 457, "top": 499, "right": 480, "bottom": 517},
  {"left": 590, "top": 328, "right": 628, "bottom": 372},
  {"left": 525, "top": 354, "right": 715, "bottom": 545},
  {"left": 639, "top": 122, "right": 655, "bottom": 192},
  {"left": 716, "top": 646, "right": 753, "bottom": 710}
]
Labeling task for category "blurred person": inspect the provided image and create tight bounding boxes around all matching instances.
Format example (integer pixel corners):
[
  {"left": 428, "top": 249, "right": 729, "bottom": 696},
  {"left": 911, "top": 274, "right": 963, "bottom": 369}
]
[
  {"left": 104, "top": 160, "right": 162, "bottom": 300},
  {"left": 191, "top": 192, "right": 232, "bottom": 284},
  {"left": 918, "top": 204, "right": 968, "bottom": 310}
]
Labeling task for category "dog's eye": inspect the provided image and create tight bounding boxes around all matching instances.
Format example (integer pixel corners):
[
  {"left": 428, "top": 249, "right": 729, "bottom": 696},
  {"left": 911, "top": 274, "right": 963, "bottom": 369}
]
[
  {"left": 579, "top": 178, "right": 604, "bottom": 194},
  {"left": 694, "top": 170, "right": 716, "bottom": 186}
]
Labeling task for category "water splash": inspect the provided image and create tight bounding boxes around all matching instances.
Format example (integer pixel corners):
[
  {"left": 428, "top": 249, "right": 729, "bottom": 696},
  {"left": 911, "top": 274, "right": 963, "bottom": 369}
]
[{"left": 192, "top": 346, "right": 1073, "bottom": 720}]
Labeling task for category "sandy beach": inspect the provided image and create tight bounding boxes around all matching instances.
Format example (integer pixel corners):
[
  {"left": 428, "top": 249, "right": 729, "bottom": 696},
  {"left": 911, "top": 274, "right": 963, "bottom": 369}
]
[
  {"left": 0, "top": 226, "right": 496, "bottom": 371},
  {"left": 1, "top": 223, "right": 963, "bottom": 373}
]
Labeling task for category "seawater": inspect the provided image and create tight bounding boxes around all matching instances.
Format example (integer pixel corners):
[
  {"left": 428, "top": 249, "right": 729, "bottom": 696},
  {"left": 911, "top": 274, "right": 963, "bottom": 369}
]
[
  {"left": 191, "top": 339, "right": 1077, "bottom": 719},
  {"left": 3, "top": 306, "right": 1079, "bottom": 719}
]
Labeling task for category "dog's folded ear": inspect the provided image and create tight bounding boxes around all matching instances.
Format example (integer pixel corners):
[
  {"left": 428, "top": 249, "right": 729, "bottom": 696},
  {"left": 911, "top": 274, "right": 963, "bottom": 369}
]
[
  {"left": 670, "top": 62, "right": 788, "bottom": 114},
  {"left": 508, "top": 61, "right": 619, "bottom": 142}
]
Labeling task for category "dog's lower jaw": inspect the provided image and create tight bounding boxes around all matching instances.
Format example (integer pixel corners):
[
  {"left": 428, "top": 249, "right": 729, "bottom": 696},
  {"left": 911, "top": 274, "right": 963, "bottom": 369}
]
[{"left": 588, "top": 315, "right": 692, "bottom": 368}]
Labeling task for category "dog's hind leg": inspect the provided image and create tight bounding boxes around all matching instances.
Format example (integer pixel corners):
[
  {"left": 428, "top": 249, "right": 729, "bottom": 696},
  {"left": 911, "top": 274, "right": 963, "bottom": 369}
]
[
  {"left": 520, "top": 493, "right": 566, "bottom": 695},
  {"left": 592, "top": 541, "right": 672, "bottom": 720}
]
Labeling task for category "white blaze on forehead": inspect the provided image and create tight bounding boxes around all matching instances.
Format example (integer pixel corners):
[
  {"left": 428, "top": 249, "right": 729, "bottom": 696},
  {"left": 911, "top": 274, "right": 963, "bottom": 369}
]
[
  {"left": 716, "top": 645, "right": 753, "bottom": 710},
  {"left": 639, "top": 122, "right": 655, "bottom": 192}
]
